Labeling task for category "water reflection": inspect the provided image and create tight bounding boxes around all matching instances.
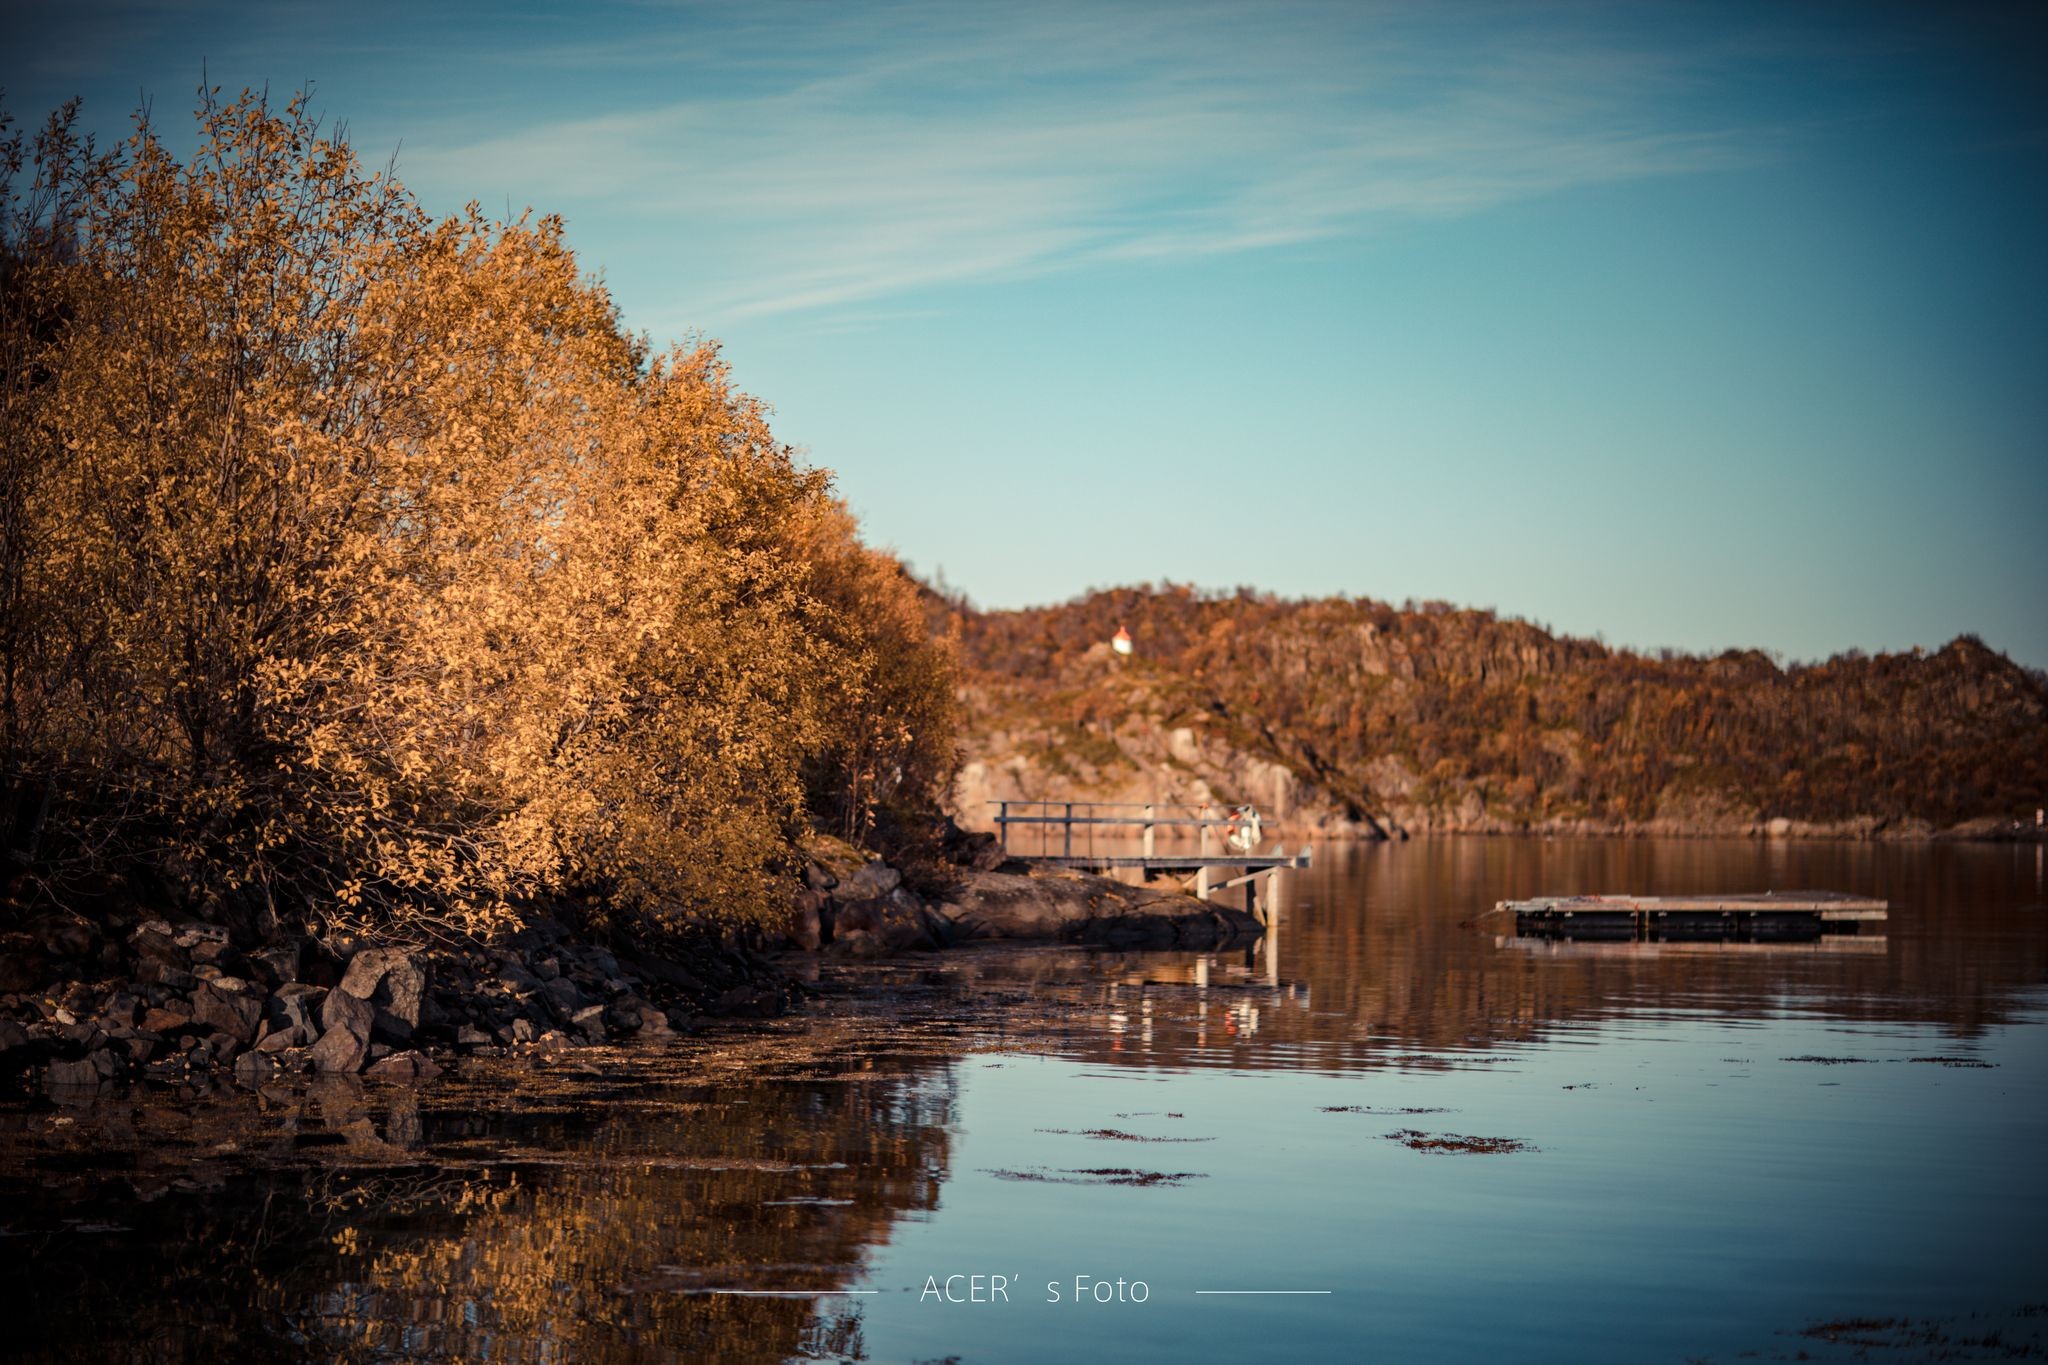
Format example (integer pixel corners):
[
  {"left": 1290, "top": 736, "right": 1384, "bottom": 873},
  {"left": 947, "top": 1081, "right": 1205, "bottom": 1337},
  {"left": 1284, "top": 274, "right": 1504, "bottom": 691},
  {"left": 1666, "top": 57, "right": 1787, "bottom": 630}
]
[
  {"left": 3, "top": 1027, "right": 959, "bottom": 1362},
  {"left": 942, "top": 836, "right": 2048, "bottom": 1071},
  {"left": 3, "top": 837, "right": 2044, "bottom": 1362}
]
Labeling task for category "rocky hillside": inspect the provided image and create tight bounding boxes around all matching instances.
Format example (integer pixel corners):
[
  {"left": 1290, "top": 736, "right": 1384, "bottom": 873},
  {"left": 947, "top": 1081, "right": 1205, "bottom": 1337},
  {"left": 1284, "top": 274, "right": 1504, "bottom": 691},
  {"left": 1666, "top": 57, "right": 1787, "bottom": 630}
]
[{"left": 943, "top": 586, "right": 2048, "bottom": 840}]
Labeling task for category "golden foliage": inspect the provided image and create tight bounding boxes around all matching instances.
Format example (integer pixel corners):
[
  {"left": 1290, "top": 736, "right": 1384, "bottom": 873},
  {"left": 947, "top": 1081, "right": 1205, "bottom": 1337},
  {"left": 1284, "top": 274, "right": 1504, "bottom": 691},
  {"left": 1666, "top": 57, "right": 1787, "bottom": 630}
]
[
  {"left": 0, "top": 88, "right": 957, "bottom": 932},
  {"left": 953, "top": 585, "right": 2047, "bottom": 828}
]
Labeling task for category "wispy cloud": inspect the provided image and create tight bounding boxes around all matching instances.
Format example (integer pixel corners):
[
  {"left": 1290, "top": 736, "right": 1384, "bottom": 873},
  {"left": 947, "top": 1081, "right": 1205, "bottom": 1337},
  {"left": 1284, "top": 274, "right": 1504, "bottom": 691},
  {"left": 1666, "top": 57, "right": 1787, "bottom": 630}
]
[{"left": 387, "top": 1, "right": 1767, "bottom": 323}]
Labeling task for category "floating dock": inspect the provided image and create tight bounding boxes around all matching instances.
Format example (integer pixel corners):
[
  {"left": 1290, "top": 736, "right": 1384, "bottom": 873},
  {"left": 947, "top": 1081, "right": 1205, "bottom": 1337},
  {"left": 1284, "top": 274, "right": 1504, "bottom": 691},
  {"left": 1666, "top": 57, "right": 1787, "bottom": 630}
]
[{"left": 1502, "top": 891, "right": 1887, "bottom": 942}]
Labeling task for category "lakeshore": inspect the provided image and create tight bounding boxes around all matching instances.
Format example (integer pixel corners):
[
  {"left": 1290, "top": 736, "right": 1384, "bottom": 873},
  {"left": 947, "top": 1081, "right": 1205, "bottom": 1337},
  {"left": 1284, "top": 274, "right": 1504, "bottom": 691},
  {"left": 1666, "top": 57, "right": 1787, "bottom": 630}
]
[
  {"left": 4, "top": 836, "right": 2045, "bottom": 1363},
  {"left": 0, "top": 837, "right": 1258, "bottom": 1099}
]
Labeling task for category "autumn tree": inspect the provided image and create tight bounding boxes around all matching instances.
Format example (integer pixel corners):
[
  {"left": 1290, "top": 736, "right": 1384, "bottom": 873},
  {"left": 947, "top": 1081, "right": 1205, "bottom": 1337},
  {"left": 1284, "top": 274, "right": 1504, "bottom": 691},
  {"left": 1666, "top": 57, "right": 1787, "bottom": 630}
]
[
  {"left": 0, "top": 86, "right": 960, "bottom": 938},
  {"left": 794, "top": 500, "right": 960, "bottom": 845}
]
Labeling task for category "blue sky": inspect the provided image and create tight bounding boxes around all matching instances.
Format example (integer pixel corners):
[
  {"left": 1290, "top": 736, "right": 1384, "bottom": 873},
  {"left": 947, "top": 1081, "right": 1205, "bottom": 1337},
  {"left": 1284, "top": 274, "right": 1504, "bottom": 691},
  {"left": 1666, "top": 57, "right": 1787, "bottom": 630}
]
[{"left": 6, "top": 0, "right": 2045, "bottom": 666}]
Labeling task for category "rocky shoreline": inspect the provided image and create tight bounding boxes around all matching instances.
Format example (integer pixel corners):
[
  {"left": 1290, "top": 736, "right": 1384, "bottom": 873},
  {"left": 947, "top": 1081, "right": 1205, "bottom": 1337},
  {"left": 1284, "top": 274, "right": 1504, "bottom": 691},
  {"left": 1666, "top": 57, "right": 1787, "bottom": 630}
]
[
  {"left": 793, "top": 838, "right": 1262, "bottom": 955},
  {"left": 0, "top": 908, "right": 799, "bottom": 1101},
  {"left": 0, "top": 849, "right": 1256, "bottom": 1103}
]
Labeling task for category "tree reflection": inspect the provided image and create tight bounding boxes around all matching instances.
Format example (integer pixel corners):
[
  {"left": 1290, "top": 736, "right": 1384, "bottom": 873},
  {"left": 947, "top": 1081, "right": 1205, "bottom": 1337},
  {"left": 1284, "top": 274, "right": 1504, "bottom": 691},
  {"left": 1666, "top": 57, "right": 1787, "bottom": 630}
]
[{"left": 5, "top": 1047, "right": 957, "bottom": 1362}]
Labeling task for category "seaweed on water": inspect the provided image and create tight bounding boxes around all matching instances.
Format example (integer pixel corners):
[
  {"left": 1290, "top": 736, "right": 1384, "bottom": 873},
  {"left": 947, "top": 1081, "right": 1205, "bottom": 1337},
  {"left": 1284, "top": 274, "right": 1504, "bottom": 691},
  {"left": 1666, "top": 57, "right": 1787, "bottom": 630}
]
[
  {"left": 1321, "top": 1105, "right": 1452, "bottom": 1115},
  {"left": 1786, "top": 1314, "right": 2041, "bottom": 1357},
  {"left": 1070, "top": 1167, "right": 1201, "bottom": 1186},
  {"left": 1798, "top": 1316, "right": 1905, "bottom": 1343},
  {"left": 983, "top": 1167, "right": 1206, "bottom": 1187},
  {"left": 1382, "top": 1130, "right": 1535, "bottom": 1155},
  {"left": 1035, "top": 1128, "right": 1214, "bottom": 1143},
  {"left": 1726, "top": 1303, "right": 2048, "bottom": 1361}
]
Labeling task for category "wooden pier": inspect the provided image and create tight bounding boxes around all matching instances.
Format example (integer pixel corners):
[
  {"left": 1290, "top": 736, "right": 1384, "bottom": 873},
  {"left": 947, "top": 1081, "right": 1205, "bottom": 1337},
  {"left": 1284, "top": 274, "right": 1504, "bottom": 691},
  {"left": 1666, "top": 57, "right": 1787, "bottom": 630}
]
[
  {"left": 992, "top": 800, "right": 1310, "bottom": 910},
  {"left": 1502, "top": 891, "right": 1887, "bottom": 942}
]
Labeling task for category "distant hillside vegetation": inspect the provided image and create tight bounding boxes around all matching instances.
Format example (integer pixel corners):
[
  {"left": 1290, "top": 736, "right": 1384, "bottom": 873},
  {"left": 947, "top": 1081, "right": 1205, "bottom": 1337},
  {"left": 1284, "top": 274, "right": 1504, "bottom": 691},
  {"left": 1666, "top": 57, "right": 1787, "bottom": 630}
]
[{"left": 940, "top": 585, "right": 2048, "bottom": 839}]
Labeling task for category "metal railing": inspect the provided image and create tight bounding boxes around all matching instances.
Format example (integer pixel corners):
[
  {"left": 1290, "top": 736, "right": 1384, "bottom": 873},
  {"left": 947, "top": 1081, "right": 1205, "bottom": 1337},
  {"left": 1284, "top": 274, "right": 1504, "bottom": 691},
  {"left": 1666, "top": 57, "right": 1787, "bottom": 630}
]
[{"left": 990, "top": 800, "right": 1253, "bottom": 862}]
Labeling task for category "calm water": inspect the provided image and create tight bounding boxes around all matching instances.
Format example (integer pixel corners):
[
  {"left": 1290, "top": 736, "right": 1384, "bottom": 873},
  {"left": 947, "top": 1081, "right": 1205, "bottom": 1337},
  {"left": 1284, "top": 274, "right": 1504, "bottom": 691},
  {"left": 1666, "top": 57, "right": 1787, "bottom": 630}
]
[{"left": 4, "top": 838, "right": 2046, "bottom": 1363}]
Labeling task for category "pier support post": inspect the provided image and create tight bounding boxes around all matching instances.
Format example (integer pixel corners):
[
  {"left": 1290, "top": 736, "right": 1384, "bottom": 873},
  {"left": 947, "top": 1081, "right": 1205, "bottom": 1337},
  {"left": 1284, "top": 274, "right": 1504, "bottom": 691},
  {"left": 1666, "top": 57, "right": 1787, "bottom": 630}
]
[{"left": 1265, "top": 875, "right": 1280, "bottom": 986}]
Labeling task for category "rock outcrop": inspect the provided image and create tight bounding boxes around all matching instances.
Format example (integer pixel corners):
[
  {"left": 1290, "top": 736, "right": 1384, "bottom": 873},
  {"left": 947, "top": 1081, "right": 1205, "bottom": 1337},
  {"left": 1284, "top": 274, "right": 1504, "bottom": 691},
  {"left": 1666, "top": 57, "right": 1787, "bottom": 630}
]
[
  {"left": 935, "top": 867, "right": 1260, "bottom": 948},
  {"left": 1, "top": 909, "right": 798, "bottom": 1102},
  {"left": 791, "top": 837, "right": 1261, "bottom": 955}
]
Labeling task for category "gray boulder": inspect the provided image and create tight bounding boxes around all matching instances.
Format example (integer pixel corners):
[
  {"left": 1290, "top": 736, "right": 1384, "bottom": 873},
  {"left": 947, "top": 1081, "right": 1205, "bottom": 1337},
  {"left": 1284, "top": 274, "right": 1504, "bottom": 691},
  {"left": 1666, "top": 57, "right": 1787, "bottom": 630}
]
[
  {"left": 140, "top": 1004, "right": 194, "bottom": 1035},
  {"left": 540, "top": 976, "right": 585, "bottom": 1021},
  {"left": 826, "top": 887, "right": 953, "bottom": 955},
  {"left": 173, "top": 922, "right": 228, "bottom": 951},
  {"left": 45, "top": 1056, "right": 100, "bottom": 1091},
  {"left": 786, "top": 889, "right": 827, "bottom": 951},
  {"left": 309, "top": 1020, "right": 370, "bottom": 1074},
  {"left": 379, "top": 962, "right": 427, "bottom": 1032},
  {"left": 248, "top": 943, "right": 301, "bottom": 985},
  {"left": 320, "top": 986, "right": 374, "bottom": 1038},
  {"left": 836, "top": 861, "right": 902, "bottom": 900},
  {"left": 364, "top": 1049, "right": 442, "bottom": 1083},
  {"left": 268, "top": 983, "right": 328, "bottom": 1045},
  {"left": 192, "top": 981, "right": 262, "bottom": 1044},
  {"left": 339, "top": 948, "right": 428, "bottom": 1041}
]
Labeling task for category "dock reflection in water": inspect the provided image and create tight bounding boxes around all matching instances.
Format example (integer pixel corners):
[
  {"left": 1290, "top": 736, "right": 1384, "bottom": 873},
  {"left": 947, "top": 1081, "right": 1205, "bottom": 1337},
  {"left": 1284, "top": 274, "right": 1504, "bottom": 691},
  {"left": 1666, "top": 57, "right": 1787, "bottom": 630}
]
[
  {"left": 3, "top": 836, "right": 2045, "bottom": 1363},
  {"left": 939, "top": 836, "right": 2045, "bottom": 1072}
]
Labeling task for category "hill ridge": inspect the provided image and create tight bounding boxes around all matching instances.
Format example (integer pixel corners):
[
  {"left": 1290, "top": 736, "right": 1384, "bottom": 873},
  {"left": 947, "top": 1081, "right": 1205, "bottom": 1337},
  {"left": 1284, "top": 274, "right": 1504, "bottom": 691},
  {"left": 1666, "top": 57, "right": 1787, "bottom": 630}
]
[{"left": 940, "top": 584, "right": 2048, "bottom": 840}]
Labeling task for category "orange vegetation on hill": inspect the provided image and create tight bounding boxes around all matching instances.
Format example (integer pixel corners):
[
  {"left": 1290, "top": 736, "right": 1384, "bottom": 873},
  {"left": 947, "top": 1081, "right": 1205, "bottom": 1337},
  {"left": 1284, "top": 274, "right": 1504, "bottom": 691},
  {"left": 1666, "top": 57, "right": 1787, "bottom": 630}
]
[{"left": 942, "top": 584, "right": 2047, "bottom": 837}]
